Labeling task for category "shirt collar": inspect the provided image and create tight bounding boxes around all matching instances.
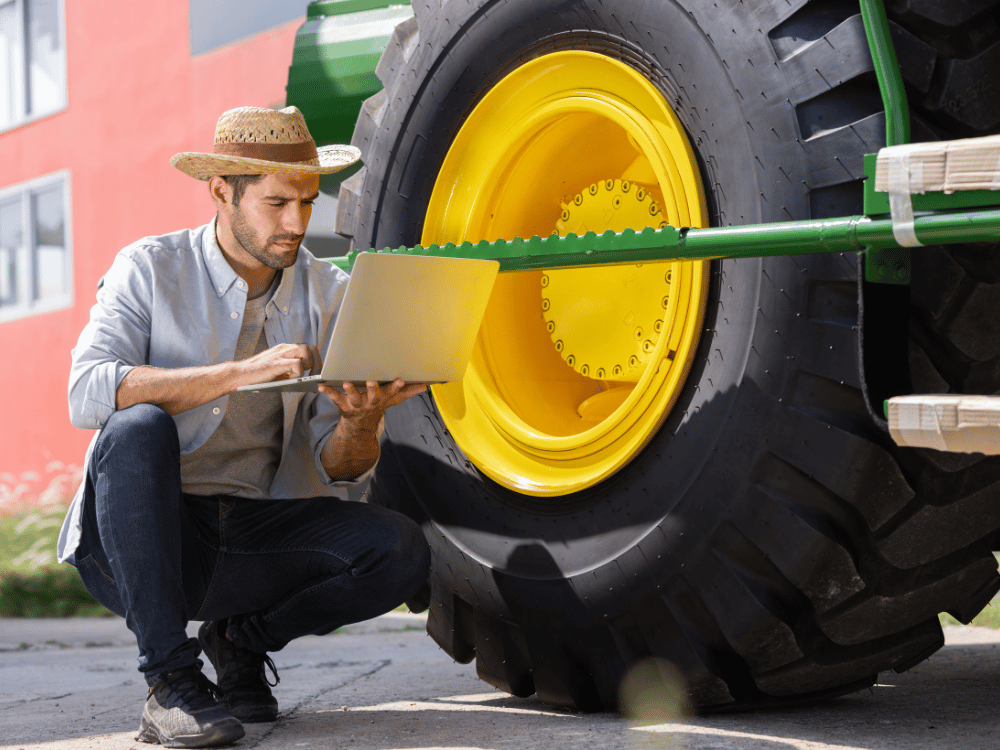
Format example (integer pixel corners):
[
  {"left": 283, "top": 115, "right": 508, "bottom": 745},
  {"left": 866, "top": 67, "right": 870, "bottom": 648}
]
[
  {"left": 203, "top": 216, "right": 241, "bottom": 299},
  {"left": 202, "top": 216, "right": 294, "bottom": 316},
  {"left": 269, "top": 262, "right": 294, "bottom": 317}
]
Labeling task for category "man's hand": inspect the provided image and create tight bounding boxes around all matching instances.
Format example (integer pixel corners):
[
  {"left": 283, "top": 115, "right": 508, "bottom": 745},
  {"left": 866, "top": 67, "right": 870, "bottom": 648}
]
[
  {"left": 114, "top": 343, "right": 323, "bottom": 415},
  {"left": 237, "top": 343, "right": 323, "bottom": 384},
  {"left": 318, "top": 379, "right": 427, "bottom": 481},
  {"left": 319, "top": 379, "right": 427, "bottom": 428}
]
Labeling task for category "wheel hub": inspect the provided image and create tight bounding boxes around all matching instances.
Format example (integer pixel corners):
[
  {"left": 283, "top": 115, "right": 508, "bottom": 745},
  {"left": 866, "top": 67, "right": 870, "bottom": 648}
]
[{"left": 545, "top": 179, "right": 671, "bottom": 383}]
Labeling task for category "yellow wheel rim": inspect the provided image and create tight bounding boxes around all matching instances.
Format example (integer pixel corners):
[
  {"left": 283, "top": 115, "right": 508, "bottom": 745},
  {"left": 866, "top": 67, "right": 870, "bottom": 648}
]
[{"left": 422, "top": 51, "right": 709, "bottom": 496}]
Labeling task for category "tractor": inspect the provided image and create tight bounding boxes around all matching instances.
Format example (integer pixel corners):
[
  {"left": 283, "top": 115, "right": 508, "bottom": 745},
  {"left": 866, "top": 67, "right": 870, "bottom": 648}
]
[{"left": 286, "top": 0, "right": 1000, "bottom": 711}]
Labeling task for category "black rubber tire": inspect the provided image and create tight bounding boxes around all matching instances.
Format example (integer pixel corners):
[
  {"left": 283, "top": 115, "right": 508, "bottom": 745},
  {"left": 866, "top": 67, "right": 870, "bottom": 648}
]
[
  {"left": 895, "top": 1, "right": 1000, "bottom": 383},
  {"left": 338, "top": 0, "right": 1000, "bottom": 711},
  {"left": 890, "top": 0, "right": 1000, "bottom": 555}
]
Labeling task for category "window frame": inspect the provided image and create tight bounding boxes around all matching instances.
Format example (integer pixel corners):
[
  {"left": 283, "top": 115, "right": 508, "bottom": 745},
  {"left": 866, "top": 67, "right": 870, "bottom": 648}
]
[
  {"left": 0, "top": 169, "right": 73, "bottom": 323},
  {"left": 0, "top": 0, "right": 68, "bottom": 134}
]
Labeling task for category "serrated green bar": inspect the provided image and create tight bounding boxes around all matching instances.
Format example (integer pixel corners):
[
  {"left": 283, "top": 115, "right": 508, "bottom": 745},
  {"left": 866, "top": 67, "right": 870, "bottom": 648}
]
[{"left": 328, "top": 209, "right": 1000, "bottom": 274}]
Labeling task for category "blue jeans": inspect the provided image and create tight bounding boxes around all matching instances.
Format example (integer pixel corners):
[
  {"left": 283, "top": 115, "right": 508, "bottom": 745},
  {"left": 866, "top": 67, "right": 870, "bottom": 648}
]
[{"left": 72, "top": 404, "right": 431, "bottom": 679}]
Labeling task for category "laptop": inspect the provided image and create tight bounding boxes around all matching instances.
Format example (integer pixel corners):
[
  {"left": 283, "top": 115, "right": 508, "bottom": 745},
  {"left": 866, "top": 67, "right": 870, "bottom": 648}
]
[{"left": 237, "top": 252, "right": 500, "bottom": 394}]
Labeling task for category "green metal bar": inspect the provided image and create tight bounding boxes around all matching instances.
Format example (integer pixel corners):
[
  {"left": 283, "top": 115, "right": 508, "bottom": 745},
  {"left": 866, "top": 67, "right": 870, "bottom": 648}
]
[
  {"left": 859, "top": 0, "right": 914, "bottom": 284},
  {"left": 859, "top": 0, "right": 910, "bottom": 147},
  {"left": 330, "top": 208, "right": 1000, "bottom": 275}
]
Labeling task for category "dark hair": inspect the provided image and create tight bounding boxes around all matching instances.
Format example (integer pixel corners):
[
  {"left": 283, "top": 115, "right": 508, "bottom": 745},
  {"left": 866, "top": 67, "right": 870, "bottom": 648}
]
[{"left": 221, "top": 174, "right": 264, "bottom": 206}]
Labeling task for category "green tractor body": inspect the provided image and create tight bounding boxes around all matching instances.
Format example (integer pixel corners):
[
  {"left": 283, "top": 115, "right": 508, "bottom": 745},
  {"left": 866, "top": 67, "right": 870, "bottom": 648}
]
[{"left": 287, "top": 0, "right": 413, "bottom": 151}]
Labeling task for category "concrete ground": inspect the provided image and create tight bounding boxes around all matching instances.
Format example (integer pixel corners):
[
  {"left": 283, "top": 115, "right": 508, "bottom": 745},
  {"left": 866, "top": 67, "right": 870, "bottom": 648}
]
[{"left": 1, "top": 614, "right": 998, "bottom": 750}]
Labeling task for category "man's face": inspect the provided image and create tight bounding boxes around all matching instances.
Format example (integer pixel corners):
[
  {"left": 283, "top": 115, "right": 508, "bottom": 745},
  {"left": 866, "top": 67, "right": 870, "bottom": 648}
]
[{"left": 226, "top": 173, "right": 320, "bottom": 270}]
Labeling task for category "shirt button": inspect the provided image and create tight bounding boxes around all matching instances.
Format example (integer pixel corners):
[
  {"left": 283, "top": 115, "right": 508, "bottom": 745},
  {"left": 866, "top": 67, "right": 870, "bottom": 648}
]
[
  {"left": 218, "top": 287, "right": 223, "bottom": 294},
  {"left": 212, "top": 407, "right": 220, "bottom": 415},
  {"left": 231, "top": 311, "right": 238, "bottom": 319},
  {"left": 282, "top": 306, "right": 288, "bottom": 313},
  {"left": 237, "top": 280, "right": 245, "bottom": 289}
]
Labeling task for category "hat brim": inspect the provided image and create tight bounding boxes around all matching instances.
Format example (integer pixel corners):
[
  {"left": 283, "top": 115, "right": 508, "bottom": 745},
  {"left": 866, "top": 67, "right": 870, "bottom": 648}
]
[{"left": 170, "top": 144, "right": 362, "bottom": 181}]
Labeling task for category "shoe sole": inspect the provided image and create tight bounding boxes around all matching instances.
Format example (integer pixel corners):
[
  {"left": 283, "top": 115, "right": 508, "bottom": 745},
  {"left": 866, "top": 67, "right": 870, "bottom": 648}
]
[
  {"left": 228, "top": 704, "right": 279, "bottom": 724},
  {"left": 136, "top": 714, "right": 245, "bottom": 748}
]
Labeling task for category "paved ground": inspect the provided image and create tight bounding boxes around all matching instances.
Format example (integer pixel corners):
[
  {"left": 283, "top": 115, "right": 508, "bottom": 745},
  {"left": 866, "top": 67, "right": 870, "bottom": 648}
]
[{"left": 1, "top": 614, "right": 998, "bottom": 750}]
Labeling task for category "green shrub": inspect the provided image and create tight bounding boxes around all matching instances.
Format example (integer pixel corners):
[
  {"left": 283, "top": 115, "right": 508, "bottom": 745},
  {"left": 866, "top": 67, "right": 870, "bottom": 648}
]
[
  {"left": 0, "top": 567, "right": 112, "bottom": 617},
  {"left": 0, "top": 506, "right": 112, "bottom": 617}
]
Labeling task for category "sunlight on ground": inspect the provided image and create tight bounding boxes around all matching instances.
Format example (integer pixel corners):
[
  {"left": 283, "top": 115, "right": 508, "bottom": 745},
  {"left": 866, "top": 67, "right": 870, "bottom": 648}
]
[
  {"left": 323, "top": 696, "right": 573, "bottom": 719},
  {"left": 636, "top": 723, "right": 871, "bottom": 750}
]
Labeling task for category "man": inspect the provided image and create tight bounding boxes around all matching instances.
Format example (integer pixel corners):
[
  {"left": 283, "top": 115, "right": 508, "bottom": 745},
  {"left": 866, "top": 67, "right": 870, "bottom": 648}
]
[{"left": 58, "top": 106, "right": 431, "bottom": 748}]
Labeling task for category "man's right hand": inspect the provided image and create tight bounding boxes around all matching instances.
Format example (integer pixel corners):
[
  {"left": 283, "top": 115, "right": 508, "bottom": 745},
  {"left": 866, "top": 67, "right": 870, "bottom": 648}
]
[
  {"left": 115, "top": 343, "right": 323, "bottom": 415},
  {"left": 237, "top": 343, "right": 323, "bottom": 385}
]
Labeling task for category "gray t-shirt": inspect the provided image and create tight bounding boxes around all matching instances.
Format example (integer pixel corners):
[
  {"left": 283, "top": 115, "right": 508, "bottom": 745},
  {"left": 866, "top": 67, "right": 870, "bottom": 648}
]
[{"left": 180, "top": 279, "right": 284, "bottom": 499}]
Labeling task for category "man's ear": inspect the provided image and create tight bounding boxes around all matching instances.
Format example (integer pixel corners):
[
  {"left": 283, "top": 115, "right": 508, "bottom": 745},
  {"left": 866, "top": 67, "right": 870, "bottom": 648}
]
[{"left": 208, "top": 176, "right": 231, "bottom": 211}]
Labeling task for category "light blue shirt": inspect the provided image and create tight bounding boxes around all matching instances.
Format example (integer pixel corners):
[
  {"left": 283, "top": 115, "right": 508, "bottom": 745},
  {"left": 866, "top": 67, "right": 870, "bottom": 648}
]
[{"left": 58, "top": 218, "right": 373, "bottom": 562}]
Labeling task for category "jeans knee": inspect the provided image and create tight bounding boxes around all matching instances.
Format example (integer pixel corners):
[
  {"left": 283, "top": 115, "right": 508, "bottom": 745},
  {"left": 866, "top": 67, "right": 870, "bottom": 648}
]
[
  {"left": 385, "top": 514, "right": 431, "bottom": 600},
  {"left": 95, "top": 404, "right": 178, "bottom": 462}
]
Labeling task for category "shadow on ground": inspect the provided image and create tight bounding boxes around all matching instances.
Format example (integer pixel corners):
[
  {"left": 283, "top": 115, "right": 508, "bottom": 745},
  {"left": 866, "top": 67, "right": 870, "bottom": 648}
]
[{"left": 2, "top": 620, "right": 998, "bottom": 750}]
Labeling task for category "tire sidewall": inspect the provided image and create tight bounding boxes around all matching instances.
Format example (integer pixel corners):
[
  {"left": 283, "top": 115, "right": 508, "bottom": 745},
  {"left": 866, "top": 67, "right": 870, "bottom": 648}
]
[{"left": 362, "top": 0, "right": 838, "bottom": 615}]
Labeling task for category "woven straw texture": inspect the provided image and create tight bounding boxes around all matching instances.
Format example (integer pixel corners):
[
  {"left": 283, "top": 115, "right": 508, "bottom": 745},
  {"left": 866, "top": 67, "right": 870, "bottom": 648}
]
[{"left": 171, "top": 106, "right": 360, "bottom": 180}]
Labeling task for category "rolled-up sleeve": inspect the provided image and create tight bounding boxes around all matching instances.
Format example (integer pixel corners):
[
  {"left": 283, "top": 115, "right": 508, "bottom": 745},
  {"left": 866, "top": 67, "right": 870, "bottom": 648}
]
[{"left": 68, "top": 251, "right": 152, "bottom": 429}]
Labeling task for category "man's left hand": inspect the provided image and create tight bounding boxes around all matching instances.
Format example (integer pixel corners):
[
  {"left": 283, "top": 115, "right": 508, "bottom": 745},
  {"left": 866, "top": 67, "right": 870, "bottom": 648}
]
[
  {"left": 318, "top": 379, "right": 428, "bottom": 430},
  {"left": 318, "top": 380, "right": 427, "bottom": 481}
]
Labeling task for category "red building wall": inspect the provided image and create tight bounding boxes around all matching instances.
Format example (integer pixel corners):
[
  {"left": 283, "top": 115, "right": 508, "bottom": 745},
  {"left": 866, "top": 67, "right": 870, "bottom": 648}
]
[{"left": 0, "top": 0, "right": 304, "bottom": 511}]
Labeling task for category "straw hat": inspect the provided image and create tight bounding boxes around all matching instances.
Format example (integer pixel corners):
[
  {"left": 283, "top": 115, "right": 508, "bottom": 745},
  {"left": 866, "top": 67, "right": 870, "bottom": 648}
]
[{"left": 171, "top": 105, "right": 361, "bottom": 180}]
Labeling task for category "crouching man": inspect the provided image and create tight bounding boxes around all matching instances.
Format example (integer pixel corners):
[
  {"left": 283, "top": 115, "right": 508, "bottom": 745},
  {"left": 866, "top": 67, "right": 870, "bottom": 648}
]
[{"left": 57, "top": 105, "right": 430, "bottom": 747}]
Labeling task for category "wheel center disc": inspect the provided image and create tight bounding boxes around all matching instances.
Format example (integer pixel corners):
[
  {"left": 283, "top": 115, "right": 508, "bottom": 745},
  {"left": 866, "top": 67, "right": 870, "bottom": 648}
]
[
  {"left": 422, "top": 51, "right": 709, "bottom": 496},
  {"left": 546, "top": 179, "right": 670, "bottom": 385}
]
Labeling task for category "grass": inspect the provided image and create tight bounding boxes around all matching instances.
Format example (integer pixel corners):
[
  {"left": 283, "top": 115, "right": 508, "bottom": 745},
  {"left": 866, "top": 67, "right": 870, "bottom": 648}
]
[
  {"left": 940, "top": 602, "right": 1000, "bottom": 630},
  {"left": 0, "top": 506, "right": 112, "bottom": 617}
]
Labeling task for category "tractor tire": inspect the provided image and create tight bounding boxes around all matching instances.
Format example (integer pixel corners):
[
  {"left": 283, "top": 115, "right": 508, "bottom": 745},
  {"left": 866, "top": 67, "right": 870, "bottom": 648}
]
[
  {"left": 896, "top": 1, "right": 1000, "bottom": 502},
  {"left": 338, "top": 0, "right": 1000, "bottom": 711}
]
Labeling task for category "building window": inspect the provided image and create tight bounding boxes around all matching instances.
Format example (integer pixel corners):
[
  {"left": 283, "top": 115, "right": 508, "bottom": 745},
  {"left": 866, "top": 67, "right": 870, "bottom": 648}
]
[
  {"left": 0, "top": 171, "right": 71, "bottom": 322},
  {"left": 0, "top": 0, "right": 66, "bottom": 132},
  {"left": 189, "top": 0, "right": 309, "bottom": 55}
]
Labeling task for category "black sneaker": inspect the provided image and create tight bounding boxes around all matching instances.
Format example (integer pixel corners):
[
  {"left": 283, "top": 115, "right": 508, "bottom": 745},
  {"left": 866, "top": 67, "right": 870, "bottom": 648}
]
[
  {"left": 137, "top": 666, "right": 244, "bottom": 748},
  {"left": 199, "top": 620, "right": 280, "bottom": 723}
]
